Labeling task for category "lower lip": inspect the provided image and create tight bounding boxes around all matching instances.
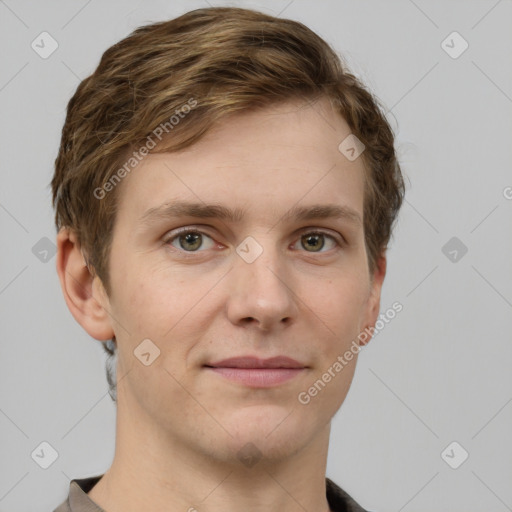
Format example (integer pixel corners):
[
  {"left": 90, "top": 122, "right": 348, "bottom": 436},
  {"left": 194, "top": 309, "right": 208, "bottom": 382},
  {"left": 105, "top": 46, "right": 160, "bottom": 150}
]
[{"left": 205, "top": 367, "right": 305, "bottom": 387}]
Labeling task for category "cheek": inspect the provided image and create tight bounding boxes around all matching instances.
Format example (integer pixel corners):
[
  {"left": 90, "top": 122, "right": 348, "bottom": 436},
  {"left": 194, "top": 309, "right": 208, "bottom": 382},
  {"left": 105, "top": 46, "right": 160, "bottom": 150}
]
[
  {"left": 297, "top": 344, "right": 359, "bottom": 416},
  {"left": 111, "top": 259, "right": 220, "bottom": 349},
  {"left": 300, "top": 280, "right": 365, "bottom": 409},
  {"left": 308, "top": 274, "right": 369, "bottom": 335},
  {"left": 108, "top": 261, "right": 167, "bottom": 340}
]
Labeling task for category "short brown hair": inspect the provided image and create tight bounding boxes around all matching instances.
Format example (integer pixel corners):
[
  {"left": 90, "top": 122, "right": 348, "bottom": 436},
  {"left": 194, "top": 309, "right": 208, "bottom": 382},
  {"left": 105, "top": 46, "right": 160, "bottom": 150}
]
[{"left": 51, "top": 6, "right": 406, "bottom": 402}]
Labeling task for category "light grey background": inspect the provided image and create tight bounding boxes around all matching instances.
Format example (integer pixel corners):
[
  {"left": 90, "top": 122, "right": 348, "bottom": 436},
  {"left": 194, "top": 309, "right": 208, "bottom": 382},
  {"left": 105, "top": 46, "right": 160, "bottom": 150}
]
[{"left": 1, "top": 1, "right": 511, "bottom": 511}]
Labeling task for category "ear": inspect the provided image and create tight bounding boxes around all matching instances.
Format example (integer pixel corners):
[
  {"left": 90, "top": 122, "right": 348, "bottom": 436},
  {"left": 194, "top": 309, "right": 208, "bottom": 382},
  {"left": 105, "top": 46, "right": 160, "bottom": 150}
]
[
  {"left": 359, "top": 252, "right": 387, "bottom": 346},
  {"left": 55, "top": 227, "right": 114, "bottom": 341}
]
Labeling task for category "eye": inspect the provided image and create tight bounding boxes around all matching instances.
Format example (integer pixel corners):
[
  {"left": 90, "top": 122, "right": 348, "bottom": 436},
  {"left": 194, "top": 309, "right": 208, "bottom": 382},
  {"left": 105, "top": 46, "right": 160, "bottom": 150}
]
[
  {"left": 293, "top": 230, "right": 341, "bottom": 253},
  {"left": 164, "top": 227, "right": 343, "bottom": 255},
  {"left": 165, "top": 228, "right": 216, "bottom": 252}
]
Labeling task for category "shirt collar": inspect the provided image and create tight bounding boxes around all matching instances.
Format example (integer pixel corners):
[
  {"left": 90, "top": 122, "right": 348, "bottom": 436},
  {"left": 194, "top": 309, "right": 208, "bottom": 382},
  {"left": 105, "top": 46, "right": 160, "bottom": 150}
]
[{"left": 60, "top": 474, "right": 369, "bottom": 512}]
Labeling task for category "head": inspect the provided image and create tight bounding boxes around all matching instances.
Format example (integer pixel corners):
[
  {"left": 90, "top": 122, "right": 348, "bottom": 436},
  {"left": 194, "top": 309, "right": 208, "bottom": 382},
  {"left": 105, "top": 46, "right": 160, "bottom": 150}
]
[{"left": 52, "top": 7, "right": 404, "bottom": 464}]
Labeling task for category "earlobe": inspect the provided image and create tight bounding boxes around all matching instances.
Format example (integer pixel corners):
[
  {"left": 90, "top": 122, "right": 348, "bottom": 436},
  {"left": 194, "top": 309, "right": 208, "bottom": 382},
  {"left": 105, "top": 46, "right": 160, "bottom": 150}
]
[{"left": 55, "top": 227, "right": 114, "bottom": 341}]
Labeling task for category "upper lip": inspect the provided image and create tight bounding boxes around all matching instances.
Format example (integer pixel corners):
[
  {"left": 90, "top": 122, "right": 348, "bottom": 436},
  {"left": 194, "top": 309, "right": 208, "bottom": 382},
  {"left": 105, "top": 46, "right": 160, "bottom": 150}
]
[{"left": 205, "top": 356, "right": 306, "bottom": 369}]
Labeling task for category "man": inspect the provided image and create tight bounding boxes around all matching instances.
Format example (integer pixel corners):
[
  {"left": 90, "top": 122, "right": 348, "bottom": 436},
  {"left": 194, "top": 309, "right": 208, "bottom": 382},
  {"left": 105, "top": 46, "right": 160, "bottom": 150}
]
[{"left": 51, "top": 6, "right": 405, "bottom": 512}]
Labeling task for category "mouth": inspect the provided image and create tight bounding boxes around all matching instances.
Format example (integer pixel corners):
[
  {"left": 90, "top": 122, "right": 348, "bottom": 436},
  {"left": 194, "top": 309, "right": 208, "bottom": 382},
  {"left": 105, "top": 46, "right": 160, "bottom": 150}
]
[
  {"left": 203, "top": 356, "right": 308, "bottom": 387},
  {"left": 205, "top": 355, "right": 307, "bottom": 369}
]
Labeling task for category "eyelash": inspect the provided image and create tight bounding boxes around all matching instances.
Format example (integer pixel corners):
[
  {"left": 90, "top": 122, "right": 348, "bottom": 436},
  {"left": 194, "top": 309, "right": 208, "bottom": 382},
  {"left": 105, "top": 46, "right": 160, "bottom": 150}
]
[{"left": 163, "top": 226, "right": 344, "bottom": 255}]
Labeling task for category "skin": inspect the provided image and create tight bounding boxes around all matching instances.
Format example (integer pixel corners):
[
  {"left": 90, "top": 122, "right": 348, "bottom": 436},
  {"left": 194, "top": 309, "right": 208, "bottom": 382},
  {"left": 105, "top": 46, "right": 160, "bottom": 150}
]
[{"left": 56, "top": 96, "right": 386, "bottom": 512}]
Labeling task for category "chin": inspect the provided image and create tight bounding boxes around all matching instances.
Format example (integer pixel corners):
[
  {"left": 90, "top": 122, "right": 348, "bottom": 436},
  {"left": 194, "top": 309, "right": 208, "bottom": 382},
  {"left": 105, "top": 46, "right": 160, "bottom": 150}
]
[{"left": 221, "top": 411, "right": 314, "bottom": 459}]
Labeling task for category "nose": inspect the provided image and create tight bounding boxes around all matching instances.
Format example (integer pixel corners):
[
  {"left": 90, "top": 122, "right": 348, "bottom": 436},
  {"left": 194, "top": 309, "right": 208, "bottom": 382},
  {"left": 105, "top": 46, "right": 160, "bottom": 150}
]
[{"left": 225, "top": 238, "right": 299, "bottom": 332}]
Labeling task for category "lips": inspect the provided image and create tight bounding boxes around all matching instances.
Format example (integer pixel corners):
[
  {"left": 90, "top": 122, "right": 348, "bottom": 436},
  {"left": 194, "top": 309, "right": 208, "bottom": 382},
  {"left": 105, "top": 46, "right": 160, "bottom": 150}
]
[
  {"left": 204, "top": 356, "right": 307, "bottom": 369},
  {"left": 204, "top": 356, "right": 308, "bottom": 387}
]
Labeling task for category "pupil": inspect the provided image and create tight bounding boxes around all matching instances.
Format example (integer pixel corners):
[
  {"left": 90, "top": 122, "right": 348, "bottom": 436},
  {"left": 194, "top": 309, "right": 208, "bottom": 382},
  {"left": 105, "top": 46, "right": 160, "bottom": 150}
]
[
  {"left": 303, "top": 234, "right": 324, "bottom": 251},
  {"left": 181, "top": 233, "right": 201, "bottom": 250}
]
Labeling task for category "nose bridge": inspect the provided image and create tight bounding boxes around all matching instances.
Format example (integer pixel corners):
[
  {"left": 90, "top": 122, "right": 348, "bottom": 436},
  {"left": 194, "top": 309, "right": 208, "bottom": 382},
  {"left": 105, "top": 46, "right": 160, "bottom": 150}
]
[
  {"left": 236, "top": 234, "right": 287, "bottom": 295},
  {"left": 227, "top": 233, "right": 297, "bottom": 329}
]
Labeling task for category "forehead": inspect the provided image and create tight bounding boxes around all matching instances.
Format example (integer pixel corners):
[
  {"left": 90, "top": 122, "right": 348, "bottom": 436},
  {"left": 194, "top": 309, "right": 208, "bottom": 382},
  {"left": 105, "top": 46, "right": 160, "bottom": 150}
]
[{"left": 114, "top": 97, "right": 366, "bottom": 228}]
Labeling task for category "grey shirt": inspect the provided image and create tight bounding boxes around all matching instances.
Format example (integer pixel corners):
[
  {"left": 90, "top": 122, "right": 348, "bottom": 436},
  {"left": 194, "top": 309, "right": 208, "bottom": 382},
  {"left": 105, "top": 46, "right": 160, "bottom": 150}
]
[{"left": 53, "top": 475, "right": 372, "bottom": 512}]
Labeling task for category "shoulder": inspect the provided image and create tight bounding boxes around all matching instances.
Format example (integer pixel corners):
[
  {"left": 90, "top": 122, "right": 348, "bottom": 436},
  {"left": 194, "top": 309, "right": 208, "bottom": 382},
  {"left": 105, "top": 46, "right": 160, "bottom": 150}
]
[
  {"left": 52, "top": 475, "right": 104, "bottom": 512},
  {"left": 326, "top": 477, "right": 375, "bottom": 512}
]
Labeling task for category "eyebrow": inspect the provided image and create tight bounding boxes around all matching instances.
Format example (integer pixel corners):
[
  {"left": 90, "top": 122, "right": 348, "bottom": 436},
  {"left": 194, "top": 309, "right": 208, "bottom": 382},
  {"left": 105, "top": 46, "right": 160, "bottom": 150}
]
[{"left": 138, "top": 200, "right": 362, "bottom": 227}]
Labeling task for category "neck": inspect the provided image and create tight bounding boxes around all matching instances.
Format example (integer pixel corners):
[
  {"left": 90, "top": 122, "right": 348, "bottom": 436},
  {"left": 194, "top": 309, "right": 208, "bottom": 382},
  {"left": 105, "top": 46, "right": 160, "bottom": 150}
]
[{"left": 88, "top": 389, "right": 333, "bottom": 512}]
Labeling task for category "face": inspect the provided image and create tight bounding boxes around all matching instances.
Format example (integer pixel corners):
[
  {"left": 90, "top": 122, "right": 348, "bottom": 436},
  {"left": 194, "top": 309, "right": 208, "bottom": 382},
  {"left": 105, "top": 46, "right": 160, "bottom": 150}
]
[{"left": 99, "top": 97, "right": 385, "bottom": 466}]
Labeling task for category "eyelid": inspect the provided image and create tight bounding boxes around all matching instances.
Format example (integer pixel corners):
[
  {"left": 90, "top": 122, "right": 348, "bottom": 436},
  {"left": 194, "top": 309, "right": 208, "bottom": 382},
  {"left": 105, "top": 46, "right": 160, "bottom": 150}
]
[
  {"left": 163, "top": 225, "right": 215, "bottom": 243},
  {"left": 163, "top": 225, "right": 345, "bottom": 252},
  {"left": 295, "top": 227, "right": 345, "bottom": 246}
]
